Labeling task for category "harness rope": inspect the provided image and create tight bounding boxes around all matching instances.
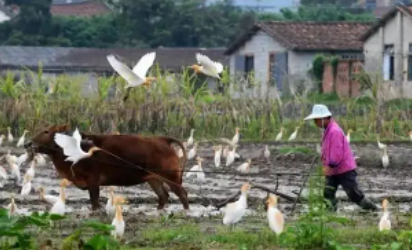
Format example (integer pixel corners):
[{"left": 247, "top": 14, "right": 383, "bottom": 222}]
[
  {"left": 22, "top": 131, "right": 322, "bottom": 193},
  {"left": 18, "top": 144, "right": 318, "bottom": 177},
  {"left": 29, "top": 143, "right": 184, "bottom": 188}
]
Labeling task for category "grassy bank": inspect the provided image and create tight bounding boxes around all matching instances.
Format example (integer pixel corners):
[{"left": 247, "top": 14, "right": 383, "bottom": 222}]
[{"left": 1, "top": 209, "right": 410, "bottom": 250}]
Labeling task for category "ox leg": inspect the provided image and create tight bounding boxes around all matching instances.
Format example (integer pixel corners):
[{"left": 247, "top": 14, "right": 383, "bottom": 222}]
[
  {"left": 169, "top": 184, "right": 190, "bottom": 210},
  {"left": 88, "top": 186, "right": 101, "bottom": 211},
  {"left": 148, "top": 179, "right": 169, "bottom": 210}
]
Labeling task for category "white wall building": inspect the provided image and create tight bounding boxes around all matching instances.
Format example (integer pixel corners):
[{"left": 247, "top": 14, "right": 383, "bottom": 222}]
[
  {"left": 225, "top": 21, "right": 372, "bottom": 99},
  {"left": 361, "top": 4, "right": 412, "bottom": 99}
]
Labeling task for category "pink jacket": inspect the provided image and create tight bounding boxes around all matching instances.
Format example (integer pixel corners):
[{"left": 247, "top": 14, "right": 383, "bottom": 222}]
[{"left": 321, "top": 119, "right": 356, "bottom": 176}]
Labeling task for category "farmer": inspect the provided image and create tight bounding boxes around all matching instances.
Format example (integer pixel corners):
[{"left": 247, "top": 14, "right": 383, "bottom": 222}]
[{"left": 304, "top": 104, "right": 378, "bottom": 212}]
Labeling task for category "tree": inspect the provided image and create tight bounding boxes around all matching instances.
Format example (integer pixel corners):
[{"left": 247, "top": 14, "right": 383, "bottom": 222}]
[
  {"left": 301, "top": 0, "right": 358, "bottom": 7},
  {"left": 0, "top": 0, "right": 374, "bottom": 48},
  {"left": 5, "top": 0, "right": 52, "bottom": 34},
  {"left": 259, "top": 4, "right": 374, "bottom": 22},
  {"left": 111, "top": 0, "right": 249, "bottom": 48},
  {"left": 110, "top": 0, "right": 176, "bottom": 47}
]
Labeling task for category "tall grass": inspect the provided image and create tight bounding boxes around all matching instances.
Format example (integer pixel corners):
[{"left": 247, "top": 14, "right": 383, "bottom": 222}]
[{"left": 0, "top": 67, "right": 410, "bottom": 141}]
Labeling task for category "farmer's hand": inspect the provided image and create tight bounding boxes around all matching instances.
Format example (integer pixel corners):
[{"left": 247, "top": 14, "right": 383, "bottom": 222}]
[{"left": 323, "top": 166, "right": 331, "bottom": 175}]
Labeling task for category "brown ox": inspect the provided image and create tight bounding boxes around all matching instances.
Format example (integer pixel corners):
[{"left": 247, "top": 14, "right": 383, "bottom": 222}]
[{"left": 24, "top": 124, "right": 189, "bottom": 211}]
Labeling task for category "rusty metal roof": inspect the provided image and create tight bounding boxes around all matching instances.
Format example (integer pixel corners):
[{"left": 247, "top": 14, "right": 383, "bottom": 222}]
[{"left": 0, "top": 46, "right": 228, "bottom": 72}]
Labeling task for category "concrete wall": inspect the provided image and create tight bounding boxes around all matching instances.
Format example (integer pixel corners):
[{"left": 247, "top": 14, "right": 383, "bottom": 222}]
[
  {"left": 287, "top": 51, "right": 317, "bottom": 96},
  {"left": 229, "top": 30, "right": 285, "bottom": 99},
  {"left": 288, "top": 51, "right": 317, "bottom": 75},
  {"left": 2, "top": 70, "right": 98, "bottom": 97},
  {"left": 403, "top": 14, "right": 412, "bottom": 95},
  {"left": 364, "top": 10, "right": 412, "bottom": 99},
  {"left": 228, "top": 30, "right": 316, "bottom": 99}
]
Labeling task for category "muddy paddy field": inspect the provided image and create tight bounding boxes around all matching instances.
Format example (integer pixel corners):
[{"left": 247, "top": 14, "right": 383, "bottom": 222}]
[{"left": 1, "top": 141, "right": 412, "bottom": 249}]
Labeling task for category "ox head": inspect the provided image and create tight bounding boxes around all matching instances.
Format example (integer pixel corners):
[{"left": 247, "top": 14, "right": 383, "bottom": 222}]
[{"left": 24, "top": 124, "right": 70, "bottom": 155}]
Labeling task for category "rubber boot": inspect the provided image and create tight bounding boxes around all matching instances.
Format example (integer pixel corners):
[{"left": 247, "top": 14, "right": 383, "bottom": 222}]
[
  {"left": 358, "top": 197, "right": 378, "bottom": 211},
  {"left": 325, "top": 198, "right": 338, "bottom": 212}
]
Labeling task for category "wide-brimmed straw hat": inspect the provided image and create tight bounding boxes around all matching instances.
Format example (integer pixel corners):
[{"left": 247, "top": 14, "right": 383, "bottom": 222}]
[{"left": 304, "top": 104, "right": 332, "bottom": 121}]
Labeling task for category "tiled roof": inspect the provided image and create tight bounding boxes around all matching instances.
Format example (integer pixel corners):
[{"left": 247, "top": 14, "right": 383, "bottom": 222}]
[
  {"left": 51, "top": 0, "right": 110, "bottom": 17},
  {"left": 0, "top": 46, "right": 228, "bottom": 72},
  {"left": 225, "top": 21, "right": 373, "bottom": 55},
  {"left": 360, "top": 4, "right": 412, "bottom": 41}
]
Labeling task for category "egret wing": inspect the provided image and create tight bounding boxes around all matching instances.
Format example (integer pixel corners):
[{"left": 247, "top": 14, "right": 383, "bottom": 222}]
[
  {"left": 72, "top": 128, "right": 85, "bottom": 153},
  {"left": 223, "top": 204, "right": 245, "bottom": 224},
  {"left": 44, "top": 195, "right": 59, "bottom": 205},
  {"left": 214, "top": 62, "right": 224, "bottom": 74},
  {"left": 107, "top": 55, "right": 144, "bottom": 85},
  {"left": 196, "top": 53, "right": 218, "bottom": 74},
  {"left": 273, "top": 210, "right": 285, "bottom": 233},
  {"left": 132, "top": 52, "right": 156, "bottom": 79},
  {"left": 54, "top": 133, "right": 80, "bottom": 157}
]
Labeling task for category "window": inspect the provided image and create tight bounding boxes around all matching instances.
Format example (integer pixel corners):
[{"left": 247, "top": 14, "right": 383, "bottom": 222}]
[
  {"left": 408, "top": 44, "right": 412, "bottom": 81},
  {"left": 268, "top": 52, "right": 288, "bottom": 90},
  {"left": 383, "top": 45, "right": 394, "bottom": 81},
  {"left": 341, "top": 54, "right": 364, "bottom": 60},
  {"left": 269, "top": 53, "right": 275, "bottom": 85},
  {"left": 244, "top": 55, "right": 254, "bottom": 74},
  {"left": 234, "top": 54, "right": 255, "bottom": 86}
]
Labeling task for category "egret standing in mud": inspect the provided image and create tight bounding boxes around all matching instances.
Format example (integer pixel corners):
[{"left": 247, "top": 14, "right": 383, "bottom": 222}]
[
  {"left": 111, "top": 195, "right": 127, "bottom": 240},
  {"left": 7, "top": 127, "right": 13, "bottom": 143},
  {"left": 105, "top": 186, "right": 116, "bottom": 217},
  {"left": 7, "top": 195, "right": 17, "bottom": 217},
  {"left": 0, "top": 134, "right": 5, "bottom": 147},
  {"left": 222, "top": 183, "right": 250, "bottom": 229},
  {"left": 50, "top": 179, "right": 71, "bottom": 216},
  {"left": 379, "top": 199, "right": 391, "bottom": 231},
  {"left": 304, "top": 104, "right": 378, "bottom": 212},
  {"left": 266, "top": 194, "right": 284, "bottom": 235}
]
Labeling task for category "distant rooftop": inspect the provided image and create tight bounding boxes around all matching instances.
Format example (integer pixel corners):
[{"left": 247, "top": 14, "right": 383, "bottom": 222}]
[
  {"left": 206, "top": 0, "right": 300, "bottom": 13},
  {"left": 226, "top": 21, "right": 373, "bottom": 55},
  {"left": 0, "top": 46, "right": 228, "bottom": 72},
  {"left": 50, "top": 0, "right": 110, "bottom": 17}
]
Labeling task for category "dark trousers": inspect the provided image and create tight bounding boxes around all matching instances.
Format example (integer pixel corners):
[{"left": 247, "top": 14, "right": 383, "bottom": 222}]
[{"left": 324, "top": 170, "right": 365, "bottom": 211}]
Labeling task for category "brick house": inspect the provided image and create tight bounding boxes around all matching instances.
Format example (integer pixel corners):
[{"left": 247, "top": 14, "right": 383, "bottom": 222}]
[
  {"left": 224, "top": 21, "right": 372, "bottom": 98},
  {"left": 360, "top": 4, "right": 412, "bottom": 99},
  {"left": 322, "top": 59, "right": 365, "bottom": 98}
]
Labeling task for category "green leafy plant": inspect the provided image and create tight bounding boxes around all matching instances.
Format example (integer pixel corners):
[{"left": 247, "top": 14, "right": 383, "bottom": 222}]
[
  {"left": 311, "top": 54, "right": 325, "bottom": 92},
  {"left": 0, "top": 71, "right": 26, "bottom": 99},
  {"left": 65, "top": 220, "right": 119, "bottom": 250},
  {"left": 0, "top": 208, "right": 64, "bottom": 249}
]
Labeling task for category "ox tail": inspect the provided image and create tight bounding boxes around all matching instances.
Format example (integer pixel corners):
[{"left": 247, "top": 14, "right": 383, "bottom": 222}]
[{"left": 160, "top": 137, "right": 187, "bottom": 181}]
